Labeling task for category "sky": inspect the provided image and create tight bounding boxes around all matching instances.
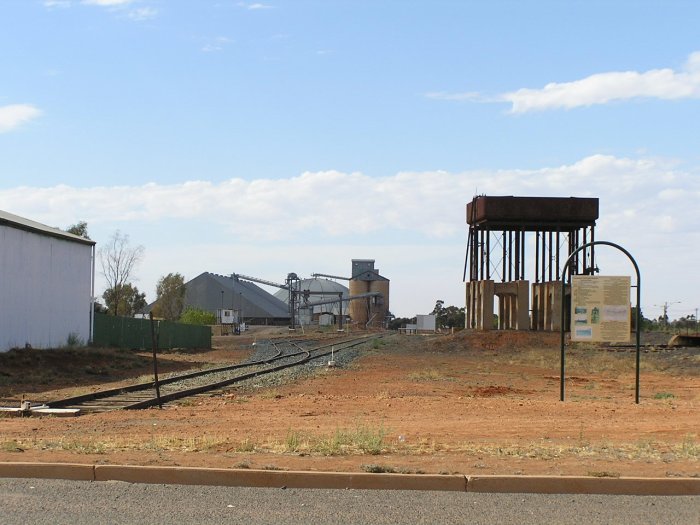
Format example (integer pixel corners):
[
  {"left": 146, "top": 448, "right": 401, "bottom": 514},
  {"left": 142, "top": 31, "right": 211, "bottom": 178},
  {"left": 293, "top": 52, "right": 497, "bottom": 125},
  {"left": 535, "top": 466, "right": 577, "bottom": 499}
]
[{"left": 1, "top": 0, "right": 699, "bottom": 320}]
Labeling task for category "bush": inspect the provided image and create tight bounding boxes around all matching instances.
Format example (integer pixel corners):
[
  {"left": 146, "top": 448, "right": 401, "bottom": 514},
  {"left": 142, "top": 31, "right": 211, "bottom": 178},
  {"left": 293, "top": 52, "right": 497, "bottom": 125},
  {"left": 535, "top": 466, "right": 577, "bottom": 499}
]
[
  {"left": 66, "top": 332, "right": 84, "bottom": 347},
  {"left": 179, "top": 307, "right": 216, "bottom": 325}
]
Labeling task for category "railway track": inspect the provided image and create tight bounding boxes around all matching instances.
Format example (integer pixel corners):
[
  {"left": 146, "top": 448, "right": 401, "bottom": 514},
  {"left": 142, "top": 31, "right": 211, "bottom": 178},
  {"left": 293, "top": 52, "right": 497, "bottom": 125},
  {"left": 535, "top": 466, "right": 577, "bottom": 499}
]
[{"left": 47, "top": 334, "right": 379, "bottom": 413}]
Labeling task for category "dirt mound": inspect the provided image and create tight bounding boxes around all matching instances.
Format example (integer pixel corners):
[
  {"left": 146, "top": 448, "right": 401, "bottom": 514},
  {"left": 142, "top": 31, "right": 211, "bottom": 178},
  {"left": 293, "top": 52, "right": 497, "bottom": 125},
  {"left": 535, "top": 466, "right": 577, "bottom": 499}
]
[{"left": 429, "top": 329, "right": 560, "bottom": 353}]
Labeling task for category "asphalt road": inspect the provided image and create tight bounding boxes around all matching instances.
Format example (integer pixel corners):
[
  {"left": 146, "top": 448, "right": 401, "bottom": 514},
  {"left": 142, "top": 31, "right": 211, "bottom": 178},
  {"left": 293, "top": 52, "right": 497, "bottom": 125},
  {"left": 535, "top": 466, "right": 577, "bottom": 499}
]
[{"left": 0, "top": 478, "right": 697, "bottom": 525}]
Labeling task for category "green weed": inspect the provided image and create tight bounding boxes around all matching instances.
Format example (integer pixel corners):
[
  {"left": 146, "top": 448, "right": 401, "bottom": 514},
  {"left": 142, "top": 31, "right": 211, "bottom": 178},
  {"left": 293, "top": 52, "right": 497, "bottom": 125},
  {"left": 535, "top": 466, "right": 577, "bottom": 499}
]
[
  {"left": 653, "top": 392, "right": 675, "bottom": 400},
  {"left": 361, "top": 464, "right": 396, "bottom": 473},
  {"left": 588, "top": 471, "right": 620, "bottom": 478}
]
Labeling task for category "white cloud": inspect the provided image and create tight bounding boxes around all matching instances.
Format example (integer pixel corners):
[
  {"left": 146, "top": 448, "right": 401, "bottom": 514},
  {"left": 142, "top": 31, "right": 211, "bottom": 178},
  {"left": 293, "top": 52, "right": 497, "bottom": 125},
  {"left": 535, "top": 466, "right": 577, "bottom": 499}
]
[
  {"left": 1, "top": 154, "right": 697, "bottom": 315},
  {"left": 424, "top": 91, "right": 482, "bottom": 102},
  {"left": 502, "top": 51, "right": 700, "bottom": 113},
  {"left": 0, "top": 104, "right": 42, "bottom": 133},
  {"left": 128, "top": 7, "right": 157, "bottom": 21},
  {"left": 43, "top": 0, "right": 72, "bottom": 8},
  {"left": 78, "top": 0, "right": 158, "bottom": 22},
  {"left": 82, "top": 0, "right": 133, "bottom": 5},
  {"left": 202, "top": 36, "right": 232, "bottom": 53},
  {"left": 0, "top": 154, "right": 696, "bottom": 241},
  {"left": 238, "top": 2, "right": 273, "bottom": 10}
]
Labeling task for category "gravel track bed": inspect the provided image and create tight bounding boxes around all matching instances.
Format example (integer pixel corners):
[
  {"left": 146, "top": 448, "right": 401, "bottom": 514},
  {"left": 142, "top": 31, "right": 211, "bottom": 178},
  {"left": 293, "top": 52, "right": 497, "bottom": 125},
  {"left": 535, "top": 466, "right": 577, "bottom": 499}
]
[
  {"left": 160, "top": 338, "right": 374, "bottom": 402},
  {"left": 218, "top": 341, "right": 368, "bottom": 395},
  {"left": 156, "top": 341, "right": 308, "bottom": 396}
]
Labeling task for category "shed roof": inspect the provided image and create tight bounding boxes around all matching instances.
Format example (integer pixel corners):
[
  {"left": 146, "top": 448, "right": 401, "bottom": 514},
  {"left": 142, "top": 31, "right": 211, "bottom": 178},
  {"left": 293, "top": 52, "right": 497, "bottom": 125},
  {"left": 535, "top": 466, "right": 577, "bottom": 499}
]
[
  {"left": 273, "top": 278, "right": 349, "bottom": 303},
  {"left": 183, "top": 272, "right": 289, "bottom": 319},
  {"left": 0, "top": 209, "right": 95, "bottom": 246}
]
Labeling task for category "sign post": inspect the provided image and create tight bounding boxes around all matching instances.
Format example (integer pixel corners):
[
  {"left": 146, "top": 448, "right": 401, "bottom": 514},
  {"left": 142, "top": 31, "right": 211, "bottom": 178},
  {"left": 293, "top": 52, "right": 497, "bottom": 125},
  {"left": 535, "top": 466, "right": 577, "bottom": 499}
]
[{"left": 559, "top": 241, "right": 641, "bottom": 403}]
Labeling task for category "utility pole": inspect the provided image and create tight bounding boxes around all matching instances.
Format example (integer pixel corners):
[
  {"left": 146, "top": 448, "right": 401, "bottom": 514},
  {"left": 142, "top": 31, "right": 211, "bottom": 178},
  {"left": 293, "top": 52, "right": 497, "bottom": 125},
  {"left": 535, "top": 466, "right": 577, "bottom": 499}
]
[{"left": 654, "top": 301, "right": 680, "bottom": 330}]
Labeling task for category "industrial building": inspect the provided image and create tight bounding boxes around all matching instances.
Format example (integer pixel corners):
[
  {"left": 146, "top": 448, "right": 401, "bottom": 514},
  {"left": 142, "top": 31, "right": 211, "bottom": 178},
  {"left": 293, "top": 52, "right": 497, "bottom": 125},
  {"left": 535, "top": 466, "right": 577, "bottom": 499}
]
[
  {"left": 181, "top": 260, "right": 390, "bottom": 330},
  {"left": 273, "top": 277, "right": 350, "bottom": 327},
  {"left": 182, "top": 272, "right": 290, "bottom": 325},
  {"left": 0, "top": 209, "right": 96, "bottom": 351},
  {"left": 348, "top": 259, "right": 390, "bottom": 329},
  {"left": 464, "top": 195, "right": 599, "bottom": 331}
]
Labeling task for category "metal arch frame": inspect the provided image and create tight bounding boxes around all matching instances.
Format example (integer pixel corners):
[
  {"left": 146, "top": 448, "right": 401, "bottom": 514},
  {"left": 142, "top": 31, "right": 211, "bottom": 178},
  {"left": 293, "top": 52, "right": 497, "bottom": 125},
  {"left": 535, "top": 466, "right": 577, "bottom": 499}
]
[{"left": 559, "top": 241, "right": 642, "bottom": 404}]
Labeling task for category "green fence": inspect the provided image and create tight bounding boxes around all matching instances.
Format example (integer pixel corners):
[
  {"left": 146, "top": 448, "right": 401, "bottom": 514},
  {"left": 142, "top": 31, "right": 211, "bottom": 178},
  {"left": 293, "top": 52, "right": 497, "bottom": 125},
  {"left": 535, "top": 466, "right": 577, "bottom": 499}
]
[{"left": 93, "top": 313, "right": 211, "bottom": 350}]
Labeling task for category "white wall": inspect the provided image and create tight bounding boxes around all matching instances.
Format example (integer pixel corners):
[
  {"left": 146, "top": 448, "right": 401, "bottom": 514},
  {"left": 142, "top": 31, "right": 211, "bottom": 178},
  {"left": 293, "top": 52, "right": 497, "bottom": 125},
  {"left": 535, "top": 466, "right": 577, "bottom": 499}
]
[
  {"left": 0, "top": 225, "right": 93, "bottom": 351},
  {"left": 416, "top": 314, "right": 436, "bottom": 331}
]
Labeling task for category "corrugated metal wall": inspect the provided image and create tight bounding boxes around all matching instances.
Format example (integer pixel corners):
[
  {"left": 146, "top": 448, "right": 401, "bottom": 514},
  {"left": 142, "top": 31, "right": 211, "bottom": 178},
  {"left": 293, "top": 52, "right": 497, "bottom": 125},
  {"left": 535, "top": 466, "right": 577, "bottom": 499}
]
[
  {"left": 0, "top": 225, "right": 93, "bottom": 351},
  {"left": 93, "top": 313, "right": 211, "bottom": 349}
]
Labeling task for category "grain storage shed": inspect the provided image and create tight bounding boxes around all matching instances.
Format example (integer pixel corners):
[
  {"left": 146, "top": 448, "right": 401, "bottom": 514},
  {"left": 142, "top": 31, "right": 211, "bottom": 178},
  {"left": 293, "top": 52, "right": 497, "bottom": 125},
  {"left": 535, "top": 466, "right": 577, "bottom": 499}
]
[
  {"left": 0, "top": 209, "right": 96, "bottom": 351},
  {"left": 182, "top": 272, "right": 290, "bottom": 325}
]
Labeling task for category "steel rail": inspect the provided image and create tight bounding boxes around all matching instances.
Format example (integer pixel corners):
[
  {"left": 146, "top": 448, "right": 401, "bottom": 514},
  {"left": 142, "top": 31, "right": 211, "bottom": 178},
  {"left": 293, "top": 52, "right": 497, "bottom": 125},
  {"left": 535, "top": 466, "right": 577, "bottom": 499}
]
[
  {"left": 47, "top": 335, "right": 378, "bottom": 412},
  {"left": 47, "top": 341, "right": 287, "bottom": 409},
  {"left": 124, "top": 335, "right": 377, "bottom": 409},
  {"left": 47, "top": 339, "right": 308, "bottom": 411}
]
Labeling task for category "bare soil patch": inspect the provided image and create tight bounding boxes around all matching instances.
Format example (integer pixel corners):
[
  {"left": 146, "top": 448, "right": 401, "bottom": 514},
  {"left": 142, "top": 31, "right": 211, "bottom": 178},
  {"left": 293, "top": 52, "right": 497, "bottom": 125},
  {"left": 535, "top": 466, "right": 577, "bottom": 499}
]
[{"left": 1, "top": 328, "right": 698, "bottom": 478}]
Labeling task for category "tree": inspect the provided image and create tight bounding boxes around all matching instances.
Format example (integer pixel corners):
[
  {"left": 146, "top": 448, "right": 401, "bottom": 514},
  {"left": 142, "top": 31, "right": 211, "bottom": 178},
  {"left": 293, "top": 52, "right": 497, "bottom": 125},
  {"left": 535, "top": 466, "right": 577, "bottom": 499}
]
[
  {"left": 180, "top": 306, "right": 216, "bottom": 325},
  {"left": 103, "top": 283, "right": 146, "bottom": 317},
  {"left": 431, "top": 300, "right": 465, "bottom": 329},
  {"left": 65, "top": 221, "right": 90, "bottom": 239},
  {"left": 93, "top": 301, "right": 108, "bottom": 314},
  {"left": 432, "top": 300, "right": 445, "bottom": 320},
  {"left": 670, "top": 314, "right": 697, "bottom": 334},
  {"left": 388, "top": 316, "right": 417, "bottom": 330},
  {"left": 152, "top": 273, "right": 186, "bottom": 321},
  {"left": 99, "top": 230, "right": 144, "bottom": 316},
  {"left": 631, "top": 306, "right": 654, "bottom": 331}
]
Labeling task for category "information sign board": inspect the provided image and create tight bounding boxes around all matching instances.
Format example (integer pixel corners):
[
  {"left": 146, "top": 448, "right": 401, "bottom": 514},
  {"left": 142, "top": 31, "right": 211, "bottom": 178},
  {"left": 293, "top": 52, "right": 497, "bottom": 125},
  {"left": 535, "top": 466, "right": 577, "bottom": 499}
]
[{"left": 571, "top": 276, "right": 631, "bottom": 342}]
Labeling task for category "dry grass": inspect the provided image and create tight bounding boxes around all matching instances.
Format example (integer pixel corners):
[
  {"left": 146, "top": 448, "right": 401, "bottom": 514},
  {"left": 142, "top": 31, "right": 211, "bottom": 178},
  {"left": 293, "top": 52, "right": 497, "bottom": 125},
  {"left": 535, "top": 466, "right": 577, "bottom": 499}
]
[
  {"left": 0, "top": 345, "right": 218, "bottom": 400},
  {"left": 279, "top": 424, "right": 388, "bottom": 456},
  {"left": 8, "top": 432, "right": 696, "bottom": 466},
  {"left": 407, "top": 369, "right": 454, "bottom": 382}
]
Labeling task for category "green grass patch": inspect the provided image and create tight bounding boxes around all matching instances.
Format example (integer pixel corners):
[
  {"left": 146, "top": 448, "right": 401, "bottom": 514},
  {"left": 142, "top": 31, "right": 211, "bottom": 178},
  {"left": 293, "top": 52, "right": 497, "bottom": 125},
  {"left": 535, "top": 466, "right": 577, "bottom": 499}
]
[
  {"left": 653, "top": 392, "right": 675, "bottom": 400},
  {"left": 0, "top": 440, "right": 24, "bottom": 453}
]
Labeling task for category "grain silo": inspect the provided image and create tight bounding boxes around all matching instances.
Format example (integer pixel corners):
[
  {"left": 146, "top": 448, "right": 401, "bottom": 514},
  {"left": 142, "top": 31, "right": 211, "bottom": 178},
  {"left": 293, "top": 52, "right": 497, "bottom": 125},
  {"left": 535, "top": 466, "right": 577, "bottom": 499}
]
[
  {"left": 273, "top": 277, "right": 349, "bottom": 327},
  {"left": 348, "top": 259, "right": 390, "bottom": 328}
]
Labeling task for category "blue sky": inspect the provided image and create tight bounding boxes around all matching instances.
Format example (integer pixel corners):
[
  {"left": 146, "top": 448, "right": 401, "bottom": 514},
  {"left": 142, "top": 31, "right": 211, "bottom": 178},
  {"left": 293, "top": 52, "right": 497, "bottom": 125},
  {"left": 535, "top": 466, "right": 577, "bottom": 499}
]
[{"left": 1, "top": 0, "right": 699, "bottom": 320}]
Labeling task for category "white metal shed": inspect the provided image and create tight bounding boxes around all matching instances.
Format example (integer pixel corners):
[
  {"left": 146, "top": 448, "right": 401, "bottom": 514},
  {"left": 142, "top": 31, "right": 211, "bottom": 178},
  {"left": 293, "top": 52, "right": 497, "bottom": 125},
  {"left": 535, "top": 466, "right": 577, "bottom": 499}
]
[{"left": 0, "top": 210, "right": 96, "bottom": 351}]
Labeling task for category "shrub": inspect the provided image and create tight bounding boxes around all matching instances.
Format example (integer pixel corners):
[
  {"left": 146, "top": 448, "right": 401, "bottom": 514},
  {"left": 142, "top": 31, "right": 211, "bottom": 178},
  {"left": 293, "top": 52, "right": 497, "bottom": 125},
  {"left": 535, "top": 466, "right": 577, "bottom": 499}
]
[
  {"left": 179, "top": 307, "right": 216, "bottom": 325},
  {"left": 66, "top": 332, "right": 84, "bottom": 347}
]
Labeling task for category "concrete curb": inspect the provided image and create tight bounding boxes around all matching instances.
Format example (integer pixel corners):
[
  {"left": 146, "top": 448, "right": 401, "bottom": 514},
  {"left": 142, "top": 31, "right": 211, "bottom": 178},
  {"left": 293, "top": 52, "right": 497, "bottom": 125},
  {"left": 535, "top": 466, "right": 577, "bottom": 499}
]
[
  {"left": 0, "top": 463, "right": 698, "bottom": 495},
  {"left": 467, "top": 475, "right": 700, "bottom": 495},
  {"left": 94, "top": 465, "right": 467, "bottom": 491},
  {"left": 0, "top": 462, "right": 94, "bottom": 481}
]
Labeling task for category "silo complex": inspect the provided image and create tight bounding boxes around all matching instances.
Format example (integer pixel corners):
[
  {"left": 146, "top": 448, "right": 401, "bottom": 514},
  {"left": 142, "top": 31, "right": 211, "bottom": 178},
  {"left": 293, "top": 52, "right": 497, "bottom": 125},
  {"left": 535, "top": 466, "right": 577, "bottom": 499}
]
[
  {"left": 273, "top": 277, "right": 349, "bottom": 326},
  {"left": 348, "top": 259, "right": 390, "bottom": 328}
]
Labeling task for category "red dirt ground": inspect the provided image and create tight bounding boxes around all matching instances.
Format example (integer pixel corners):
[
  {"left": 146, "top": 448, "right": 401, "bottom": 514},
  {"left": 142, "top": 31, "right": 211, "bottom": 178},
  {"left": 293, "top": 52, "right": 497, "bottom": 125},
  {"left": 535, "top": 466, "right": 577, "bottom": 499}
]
[{"left": 0, "top": 329, "right": 698, "bottom": 478}]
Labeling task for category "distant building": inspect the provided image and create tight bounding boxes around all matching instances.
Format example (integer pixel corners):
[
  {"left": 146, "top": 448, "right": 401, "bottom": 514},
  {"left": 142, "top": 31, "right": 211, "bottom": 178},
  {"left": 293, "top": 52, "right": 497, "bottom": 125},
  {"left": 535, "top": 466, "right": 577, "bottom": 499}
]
[
  {"left": 0, "top": 210, "right": 96, "bottom": 351},
  {"left": 273, "top": 277, "right": 349, "bottom": 326},
  {"left": 348, "top": 259, "right": 390, "bottom": 328},
  {"left": 182, "top": 272, "right": 290, "bottom": 325},
  {"left": 416, "top": 314, "right": 436, "bottom": 331},
  {"left": 404, "top": 314, "right": 436, "bottom": 334}
]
